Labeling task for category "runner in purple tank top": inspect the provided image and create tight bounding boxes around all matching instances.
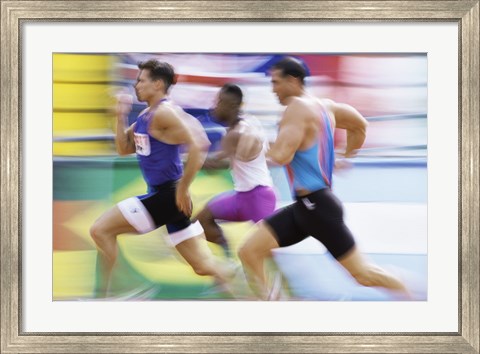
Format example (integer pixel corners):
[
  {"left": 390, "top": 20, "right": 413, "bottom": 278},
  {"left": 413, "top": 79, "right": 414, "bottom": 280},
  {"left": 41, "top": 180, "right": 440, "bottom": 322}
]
[{"left": 90, "top": 59, "right": 236, "bottom": 298}]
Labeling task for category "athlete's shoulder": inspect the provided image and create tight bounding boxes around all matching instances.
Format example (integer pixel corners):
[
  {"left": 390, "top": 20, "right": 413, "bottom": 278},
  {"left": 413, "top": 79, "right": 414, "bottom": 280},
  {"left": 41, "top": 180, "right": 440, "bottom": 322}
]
[
  {"left": 315, "top": 98, "right": 337, "bottom": 126},
  {"left": 284, "top": 96, "right": 312, "bottom": 121},
  {"left": 318, "top": 98, "right": 335, "bottom": 108},
  {"left": 152, "top": 102, "right": 182, "bottom": 125},
  {"left": 238, "top": 114, "right": 260, "bottom": 129},
  {"left": 155, "top": 101, "right": 177, "bottom": 115}
]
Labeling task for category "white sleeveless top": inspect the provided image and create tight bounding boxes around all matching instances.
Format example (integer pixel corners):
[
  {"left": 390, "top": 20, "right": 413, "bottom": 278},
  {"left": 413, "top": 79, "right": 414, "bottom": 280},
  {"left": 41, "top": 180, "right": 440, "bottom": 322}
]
[{"left": 230, "top": 118, "right": 273, "bottom": 192}]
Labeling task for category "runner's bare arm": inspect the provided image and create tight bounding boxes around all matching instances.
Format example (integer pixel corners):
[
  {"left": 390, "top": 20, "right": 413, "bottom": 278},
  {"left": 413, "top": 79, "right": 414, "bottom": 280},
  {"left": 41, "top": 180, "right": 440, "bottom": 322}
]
[
  {"left": 266, "top": 103, "right": 305, "bottom": 165},
  {"left": 114, "top": 94, "right": 136, "bottom": 155},
  {"left": 116, "top": 123, "right": 136, "bottom": 155},
  {"left": 150, "top": 107, "right": 206, "bottom": 216},
  {"left": 332, "top": 102, "right": 368, "bottom": 157}
]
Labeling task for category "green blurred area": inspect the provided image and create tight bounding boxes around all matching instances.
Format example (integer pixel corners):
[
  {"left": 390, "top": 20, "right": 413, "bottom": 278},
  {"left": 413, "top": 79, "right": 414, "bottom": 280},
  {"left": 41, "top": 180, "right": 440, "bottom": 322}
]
[{"left": 53, "top": 155, "right": 242, "bottom": 300}]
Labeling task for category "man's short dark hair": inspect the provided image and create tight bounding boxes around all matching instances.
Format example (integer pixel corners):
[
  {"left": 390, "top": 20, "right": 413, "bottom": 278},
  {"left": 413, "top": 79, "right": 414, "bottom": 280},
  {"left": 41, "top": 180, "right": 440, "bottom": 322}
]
[
  {"left": 138, "top": 59, "right": 177, "bottom": 91},
  {"left": 220, "top": 83, "right": 243, "bottom": 106},
  {"left": 271, "top": 56, "right": 308, "bottom": 85}
]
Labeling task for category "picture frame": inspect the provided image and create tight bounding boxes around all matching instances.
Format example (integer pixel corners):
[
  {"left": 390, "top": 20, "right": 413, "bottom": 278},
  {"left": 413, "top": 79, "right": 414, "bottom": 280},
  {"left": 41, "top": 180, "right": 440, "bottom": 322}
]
[{"left": 1, "top": 1, "right": 478, "bottom": 353}]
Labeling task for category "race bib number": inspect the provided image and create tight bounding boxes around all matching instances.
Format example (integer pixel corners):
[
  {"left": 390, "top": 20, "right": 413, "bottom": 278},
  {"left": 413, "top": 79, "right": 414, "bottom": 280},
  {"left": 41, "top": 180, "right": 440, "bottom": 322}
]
[{"left": 134, "top": 133, "right": 151, "bottom": 156}]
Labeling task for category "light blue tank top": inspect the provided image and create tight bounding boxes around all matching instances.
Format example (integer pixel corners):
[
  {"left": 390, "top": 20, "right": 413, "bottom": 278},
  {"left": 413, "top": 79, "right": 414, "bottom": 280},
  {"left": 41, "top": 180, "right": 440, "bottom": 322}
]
[
  {"left": 133, "top": 99, "right": 183, "bottom": 187},
  {"left": 286, "top": 108, "right": 334, "bottom": 195}
]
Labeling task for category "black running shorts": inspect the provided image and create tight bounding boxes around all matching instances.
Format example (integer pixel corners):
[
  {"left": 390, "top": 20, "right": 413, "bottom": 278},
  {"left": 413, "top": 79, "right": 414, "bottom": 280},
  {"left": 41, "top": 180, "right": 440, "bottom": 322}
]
[
  {"left": 264, "top": 188, "right": 356, "bottom": 259},
  {"left": 139, "top": 180, "right": 191, "bottom": 233}
]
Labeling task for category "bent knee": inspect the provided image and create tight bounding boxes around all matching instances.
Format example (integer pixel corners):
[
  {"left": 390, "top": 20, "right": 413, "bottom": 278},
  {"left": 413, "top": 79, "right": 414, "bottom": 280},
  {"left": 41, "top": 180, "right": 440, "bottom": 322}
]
[
  {"left": 238, "top": 242, "right": 265, "bottom": 264},
  {"left": 237, "top": 244, "right": 250, "bottom": 262},
  {"left": 89, "top": 223, "right": 101, "bottom": 240},
  {"left": 196, "top": 208, "right": 213, "bottom": 224},
  {"left": 238, "top": 224, "right": 278, "bottom": 260},
  {"left": 89, "top": 223, "right": 111, "bottom": 244},
  {"left": 190, "top": 262, "right": 211, "bottom": 277}
]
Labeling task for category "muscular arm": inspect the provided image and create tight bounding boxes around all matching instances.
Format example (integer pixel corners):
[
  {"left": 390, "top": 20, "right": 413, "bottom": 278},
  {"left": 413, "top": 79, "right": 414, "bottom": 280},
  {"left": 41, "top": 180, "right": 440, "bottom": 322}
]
[
  {"left": 114, "top": 94, "right": 136, "bottom": 155},
  {"left": 331, "top": 102, "right": 368, "bottom": 157},
  {"left": 150, "top": 106, "right": 209, "bottom": 215},
  {"left": 266, "top": 102, "right": 305, "bottom": 165},
  {"left": 202, "top": 153, "right": 231, "bottom": 170}
]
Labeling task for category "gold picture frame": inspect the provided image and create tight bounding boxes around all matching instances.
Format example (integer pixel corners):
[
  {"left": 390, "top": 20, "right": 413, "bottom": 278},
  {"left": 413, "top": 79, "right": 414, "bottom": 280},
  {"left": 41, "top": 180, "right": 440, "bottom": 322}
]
[{"left": 1, "top": 1, "right": 478, "bottom": 353}]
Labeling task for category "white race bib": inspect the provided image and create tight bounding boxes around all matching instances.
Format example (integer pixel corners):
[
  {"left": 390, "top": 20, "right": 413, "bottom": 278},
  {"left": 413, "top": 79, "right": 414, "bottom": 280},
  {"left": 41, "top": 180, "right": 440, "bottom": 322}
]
[{"left": 134, "top": 132, "right": 151, "bottom": 156}]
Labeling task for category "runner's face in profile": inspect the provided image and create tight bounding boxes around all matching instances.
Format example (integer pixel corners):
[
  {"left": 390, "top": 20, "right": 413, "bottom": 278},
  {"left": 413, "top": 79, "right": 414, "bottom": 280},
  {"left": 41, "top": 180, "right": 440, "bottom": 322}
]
[
  {"left": 134, "top": 69, "right": 159, "bottom": 102},
  {"left": 213, "top": 92, "right": 238, "bottom": 125},
  {"left": 271, "top": 69, "right": 290, "bottom": 106}
]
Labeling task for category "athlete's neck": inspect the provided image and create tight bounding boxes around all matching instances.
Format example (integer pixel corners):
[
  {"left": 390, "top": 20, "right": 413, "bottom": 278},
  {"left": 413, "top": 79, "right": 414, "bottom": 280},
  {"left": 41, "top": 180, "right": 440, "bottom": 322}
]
[
  {"left": 147, "top": 93, "right": 167, "bottom": 108},
  {"left": 228, "top": 116, "right": 242, "bottom": 128},
  {"left": 285, "top": 88, "right": 306, "bottom": 105}
]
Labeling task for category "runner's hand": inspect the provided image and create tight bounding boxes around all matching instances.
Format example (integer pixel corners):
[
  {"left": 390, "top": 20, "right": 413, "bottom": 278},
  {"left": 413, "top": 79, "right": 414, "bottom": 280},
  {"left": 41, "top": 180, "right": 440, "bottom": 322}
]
[
  {"left": 176, "top": 184, "right": 192, "bottom": 217},
  {"left": 334, "top": 153, "right": 353, "bottom": 174},
  {"left": 115, "top": 93, "right": 133, "bottom": 118}
]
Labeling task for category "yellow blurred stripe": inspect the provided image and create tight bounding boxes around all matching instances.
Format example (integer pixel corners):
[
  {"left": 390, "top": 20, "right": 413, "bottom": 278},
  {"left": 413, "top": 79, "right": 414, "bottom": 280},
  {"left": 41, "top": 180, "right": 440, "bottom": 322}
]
[
  {"left": 54, "top": 112, "right": 112, "bottom": 132},
  {"left": 54, "top": 141, "right": 114, "bottom": 156},
  {"left": 53, "top": 83, "right": 114, "bottom": 110},
  {"left": 53, "top": 250, "right": 96, "bottom": 299},
  {"left": 53, "top": 53, "right": 115, "bottom": 82}
]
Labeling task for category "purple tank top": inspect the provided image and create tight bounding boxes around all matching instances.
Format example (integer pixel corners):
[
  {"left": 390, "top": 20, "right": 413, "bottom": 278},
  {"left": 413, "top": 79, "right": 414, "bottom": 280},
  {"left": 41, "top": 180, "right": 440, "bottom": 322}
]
[{"left": 133, "top": 100, "right": 183, "bottom": 187}]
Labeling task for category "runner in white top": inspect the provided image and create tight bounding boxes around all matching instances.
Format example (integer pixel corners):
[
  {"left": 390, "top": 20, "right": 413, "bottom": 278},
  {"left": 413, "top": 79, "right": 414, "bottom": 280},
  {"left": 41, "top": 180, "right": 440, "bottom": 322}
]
[
  {"left": 230, "top": 118, "right": 273, "bottom": 191},
  {"left": 196, "top": 84, "right": 277, "bottom": 256}
]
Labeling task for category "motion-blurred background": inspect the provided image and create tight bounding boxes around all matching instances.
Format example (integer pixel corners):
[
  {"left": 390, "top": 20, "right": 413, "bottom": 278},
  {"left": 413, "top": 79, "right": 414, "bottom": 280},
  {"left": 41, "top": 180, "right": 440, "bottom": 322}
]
[{"left": 53, "top": 53, "right": 427, "bottom": 301}]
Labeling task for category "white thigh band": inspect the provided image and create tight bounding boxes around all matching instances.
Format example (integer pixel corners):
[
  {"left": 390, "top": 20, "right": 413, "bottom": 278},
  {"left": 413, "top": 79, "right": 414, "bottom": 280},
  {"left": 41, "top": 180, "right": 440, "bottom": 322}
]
[
  {"left": 168, "top": 221, "right": 204, "bottom": 246},
  {"left": 117, "top": 197, "right": 155, "bottom": 234}
]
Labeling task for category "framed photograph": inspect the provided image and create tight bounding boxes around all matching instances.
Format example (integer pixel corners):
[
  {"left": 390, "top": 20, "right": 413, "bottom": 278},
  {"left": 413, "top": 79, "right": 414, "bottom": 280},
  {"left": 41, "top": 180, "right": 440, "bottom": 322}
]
[{"left": 1, "top": 1, "right": 478, "bottom": 353}]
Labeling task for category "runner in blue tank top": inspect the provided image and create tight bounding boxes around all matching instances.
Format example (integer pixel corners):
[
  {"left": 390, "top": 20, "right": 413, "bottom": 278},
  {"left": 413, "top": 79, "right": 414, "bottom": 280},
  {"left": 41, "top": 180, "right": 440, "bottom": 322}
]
[
  {"left": 237, "top": 57, "right": 410, "bottom": 300},
  {"left": 90, "top": 59, "right": 235, "bottom": 298},
  {"left": 133, "top": 97, "right": 183, "bottom": 187}
]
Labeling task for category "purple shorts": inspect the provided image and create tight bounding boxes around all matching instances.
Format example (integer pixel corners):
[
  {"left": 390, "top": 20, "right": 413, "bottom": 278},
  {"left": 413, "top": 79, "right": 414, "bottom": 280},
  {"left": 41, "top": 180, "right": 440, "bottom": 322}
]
[{"left": 207, "top": 185, "right": 276, "bottom": 223}]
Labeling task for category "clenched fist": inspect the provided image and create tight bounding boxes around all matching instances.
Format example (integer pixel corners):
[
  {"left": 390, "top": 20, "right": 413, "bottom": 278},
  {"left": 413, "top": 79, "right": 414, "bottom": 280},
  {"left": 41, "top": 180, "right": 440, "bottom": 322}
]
[{"left": 115, "top": 93, "right": 133, "bottom": 118}]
